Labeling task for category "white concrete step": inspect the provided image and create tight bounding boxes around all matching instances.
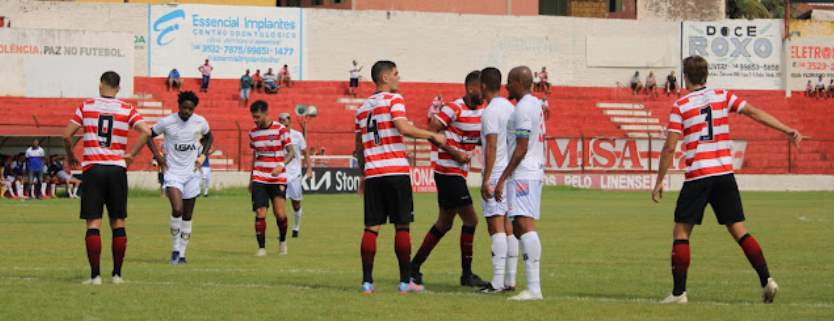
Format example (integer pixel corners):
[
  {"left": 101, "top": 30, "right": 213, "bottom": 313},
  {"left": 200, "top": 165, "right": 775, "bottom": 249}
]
[
  {"left": 596, "top": 102, "right": 644, "bottom": 109},
  {"left": 337, "top": 98, "right": 367, "bottom": 104},
  {"left": 611, "top": 117, "right": 660, "bottom": 124},
  {"left": 626, "top": 132, "right": 652, "bottom": 138},
  {"left": 210, "top": 158, "right": 235, "bottom": 166},
  {"left": 138, "top": 101, "right": 163, "bottom": 108},
  {"left": 137, "top": 108, "right": 170, "bottom": 115},
  {"left": 604, "top": 110, "right": 651, "bottom": 117},
  {"left": 621, "top": 124, "right": 664, "bottom": 131}
]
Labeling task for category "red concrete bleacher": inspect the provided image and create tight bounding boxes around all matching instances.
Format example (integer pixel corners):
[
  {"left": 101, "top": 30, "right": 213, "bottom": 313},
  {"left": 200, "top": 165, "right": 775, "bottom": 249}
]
[{"left": 1, "top": 77, "right": 832, "bottom": 174}]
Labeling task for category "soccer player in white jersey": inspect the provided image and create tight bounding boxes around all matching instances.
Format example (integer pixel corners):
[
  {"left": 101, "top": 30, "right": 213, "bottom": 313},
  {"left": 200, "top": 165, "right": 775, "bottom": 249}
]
[
  {"left": 478, "top": 67, "right": 521, "bottom": 294},
  {"left": 409, "top": 70, "right": 488, "bottom": 288},
  {"left": 63, "top": 71, "right": 151, "bottom": 285},
  {"left": 277, "top": 112, "right": 313, "bottom": 238},
  {"left": 148, "top": 91, "right": 213, "bottom": 265},
  {"left": 494, "top": 66, "right": 546, "bottom": 301},
  {"left": 653, "top": 56, "right": 802, "bottom": 304}
]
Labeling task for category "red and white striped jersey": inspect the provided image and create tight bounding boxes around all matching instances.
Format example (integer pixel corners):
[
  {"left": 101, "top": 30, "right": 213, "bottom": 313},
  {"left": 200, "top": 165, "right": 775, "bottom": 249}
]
[
  {"left": 355, "top": 92, "right": 410, "bottom": 179},
  {"left": 431, "top": 99, "right": 483, "bottom": 177},
  {"left": 249, "top": 121, "right": 293, "bottom": 184},
  {"left": 667, "top": 88, "right": 746, "bottom": 181},
  {"left": 70, "top": 97, "right": 144, "bottom": 171}
]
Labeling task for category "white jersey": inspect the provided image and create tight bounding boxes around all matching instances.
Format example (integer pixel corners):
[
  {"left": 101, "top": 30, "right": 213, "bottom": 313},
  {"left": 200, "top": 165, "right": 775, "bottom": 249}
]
[
  {"left": 152, "top": 113, "right": 210, "bottom": 176},
  {"left": 481, "top": 96, "right": 514, "bottom": 179},
  {"left": 507, "top": 94, "right": 546, "bottom": 180},
  {"left": 285, "top": 129, "right": 307, "bottom": 180}
]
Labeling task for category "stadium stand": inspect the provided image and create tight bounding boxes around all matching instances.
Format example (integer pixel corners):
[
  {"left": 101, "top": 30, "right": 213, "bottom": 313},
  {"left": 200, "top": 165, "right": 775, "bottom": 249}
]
[{"left": 1, "top": 77, "right": 832, "bottom": 174}]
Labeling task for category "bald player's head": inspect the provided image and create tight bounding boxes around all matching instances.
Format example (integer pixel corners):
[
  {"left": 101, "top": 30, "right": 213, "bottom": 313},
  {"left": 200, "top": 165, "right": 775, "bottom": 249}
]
[{"left": 507, "top": 66, "right": 533, "bottom": 100}]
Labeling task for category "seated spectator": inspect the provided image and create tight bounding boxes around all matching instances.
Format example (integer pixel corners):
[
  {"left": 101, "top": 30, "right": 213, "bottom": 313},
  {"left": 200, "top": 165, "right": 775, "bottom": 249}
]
[
  {"left": 665, "top": 71, "right": 679, "bottom": 96},
  {"left": 48, "top": 155, "right": 80, "bottom": 198},
  {"left": 252, "top": 69, "right": 263, "bottom": 93},
  {"left": 535, "top": 66, "right": 551, "bottom": 94},
  {"left": 263, "top": 68, "right": 278, "bottom": 94},
  {"left": 630, "top": 71, "right": 643, "bottom": 95},
  {"left": 240, "top": 69, "right": 252, "bottom": 106},
  {"left": 828, "top": 79, "right": 834, "bottom": 98},
  {"left": 279, "top": 64, "right": 292, "bottom": 87},
  {"left": 805, "top": 80, "right": 814, "bottom": 97},
  {"left": 816, "top": 75, "right": 826, "bottom": 99},
  {"left": 646, "top": 71, "right": 658, "bottom": 98},
  {"left": 167, "top": 68, "right": 183, "bottom": 92}
]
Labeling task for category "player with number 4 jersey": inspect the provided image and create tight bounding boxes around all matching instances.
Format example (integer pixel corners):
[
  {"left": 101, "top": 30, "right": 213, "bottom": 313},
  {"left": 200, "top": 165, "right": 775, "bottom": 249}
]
[
  {"left": 653, "top": 55, "right": 804, "bottom": 304},
  {"left": 355, "top": 60, "right": 447, "bottom": 295}
]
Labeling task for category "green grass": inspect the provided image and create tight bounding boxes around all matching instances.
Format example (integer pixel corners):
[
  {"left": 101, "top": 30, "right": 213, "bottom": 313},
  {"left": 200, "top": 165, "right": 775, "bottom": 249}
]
[{"left": 1, "top": 188, "right": 833, "bottom": 321}]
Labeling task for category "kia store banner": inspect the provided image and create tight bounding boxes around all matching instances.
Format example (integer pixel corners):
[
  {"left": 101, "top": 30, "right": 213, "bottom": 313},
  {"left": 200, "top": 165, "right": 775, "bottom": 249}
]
[
  {"left": 682, "top": 20, "right": 783, "bottom": 90},
  {"left": 302, "top": 168, "right": 362, "bottom": 193},
  {"left": 0, "top": 28, "right": 134, "bottom": 98},
  {"left": 545, "top": 137, "right": 747, "bottom": 171},
  {"left": 787, "top": 37, "right": 834, "bottom": 91},
  {"left": 148, "top": 4, "right": 305, "bottom": 79}
]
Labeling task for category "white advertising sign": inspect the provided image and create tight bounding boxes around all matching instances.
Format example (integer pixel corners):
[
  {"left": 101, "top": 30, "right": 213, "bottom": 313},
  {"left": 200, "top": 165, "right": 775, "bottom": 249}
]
[
  {"left": 682, "top": 20, "right": 783, "bottom": 90},
  {"left": 0, "top": 28, "right": 134, "bottom": 98},
  {"left": 148, "top": 4, "right": 305, "bottom": 79}
]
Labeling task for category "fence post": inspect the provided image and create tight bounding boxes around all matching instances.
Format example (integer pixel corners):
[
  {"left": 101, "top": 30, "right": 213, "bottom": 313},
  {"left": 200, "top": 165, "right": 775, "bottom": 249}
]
[
  {"left": 648, "top": 132, "right": 653, "bottom": 173},
  {"left": 580, "top": 134, "right": 585, "bottom": 173}
]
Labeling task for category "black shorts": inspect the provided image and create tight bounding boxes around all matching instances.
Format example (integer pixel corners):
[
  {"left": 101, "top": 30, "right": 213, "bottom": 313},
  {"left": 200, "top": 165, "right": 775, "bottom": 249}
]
[
  {"left": 363, "top": 175, "right": 414, "bottom": 226},
  {"left": 434, "top": 173, "right": 472, "bottom": 209},
  {"left": 674, "top": 174, "right": 745, "bottom": 225},
  {"left": 349, "top": 78, "right": 359, "bottom": 88},
  {"left": 80, "top": 165, "right": 128, "bottom": 220},
  {"left": 251, "top": 182, "right": 286, "bottom": 211}
]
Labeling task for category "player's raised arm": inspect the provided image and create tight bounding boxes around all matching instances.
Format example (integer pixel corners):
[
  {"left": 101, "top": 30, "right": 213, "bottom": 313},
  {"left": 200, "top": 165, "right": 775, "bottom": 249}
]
[{"left": 739, "top": 104, "right": 804, "bottom": 147}]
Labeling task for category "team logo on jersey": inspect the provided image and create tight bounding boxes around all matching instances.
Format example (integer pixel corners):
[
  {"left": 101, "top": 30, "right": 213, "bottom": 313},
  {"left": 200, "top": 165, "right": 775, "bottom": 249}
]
[
  {"left": 174, "top": 144, "right": 197, "bottom": 152},
  {"left": 153, "top": 9, "right": 185, "bottom": 46},
  {"left": 515, "top": 181, "right": 530, "bottom": 197}
]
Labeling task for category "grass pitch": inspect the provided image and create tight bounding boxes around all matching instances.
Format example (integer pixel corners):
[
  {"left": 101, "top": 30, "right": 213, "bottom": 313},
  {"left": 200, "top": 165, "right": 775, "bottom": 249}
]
[{"left": 1, "top": 187, "right": 832, "bottom": 321}]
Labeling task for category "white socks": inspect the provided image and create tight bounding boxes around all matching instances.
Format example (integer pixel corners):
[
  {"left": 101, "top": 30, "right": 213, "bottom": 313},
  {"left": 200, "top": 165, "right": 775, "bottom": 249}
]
[
  {"left": 170, "top": 216, "right": 182, "bottom": 253},
  {"left": 4, "top": 181, "right": 15, "bottom": 197},
  {"left": 490, "top": 233, "right": 508, "bottom": 289},
  {"left": 40, "top": 183, "right": 46, "bottom": 197},
  {"left": 50, "top": 184, "right": 56, "bottom": 197},
  {"left": 293, "top": 209, "right": 302, "bottom": 231},
  {"left": 180, "top": 220, "right": 192, "bottom": 257},
  {"left": 16, "top": 181, "right": 23, "bottom": 197},
  {"left": 520, "top": 231, "right": 542, "bottom": 294},
  {"left": 72, "top": 185, "right": 79, "bottom": 197},
  {"left": 506, "top": 234, "right": 520, "bottom": 288}
]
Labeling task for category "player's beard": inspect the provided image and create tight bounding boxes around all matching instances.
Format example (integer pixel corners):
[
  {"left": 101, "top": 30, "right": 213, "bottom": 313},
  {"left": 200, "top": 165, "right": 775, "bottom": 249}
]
[{"left": 466, "top": 94, "right": 483, "bottom": 108}]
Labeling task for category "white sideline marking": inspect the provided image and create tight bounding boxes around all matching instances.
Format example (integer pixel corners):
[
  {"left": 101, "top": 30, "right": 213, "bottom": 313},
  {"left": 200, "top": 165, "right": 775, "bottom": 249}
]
[
  {"left": 596, "top": 103, "right": 644, "bottom": 109},
  {"left": 3, "top": 275, "right": 832, "bottom": 308},
  {"left": 137, "top": 108, "right": 168, "bottom": 115}
]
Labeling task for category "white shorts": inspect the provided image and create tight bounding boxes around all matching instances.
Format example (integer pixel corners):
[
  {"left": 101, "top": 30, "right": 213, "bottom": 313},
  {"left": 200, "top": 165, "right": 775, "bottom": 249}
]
[
  {"left": 507, "top": 179, "right": 543, "bottom": 220},
  {"left": 286, "top": 177, "right": 303, "bottom": 201},
  {"left": 4, "top": 176, "right": 14, "bottom": 184},
  {"left": 163, "top": 172, "right": 202, "bottom": 199},
  {"left": 482, "top": 177, "right": 508, "bottom": 217},
  {"left": 57, "top": 171, "right": 73, "bottom": 182}
]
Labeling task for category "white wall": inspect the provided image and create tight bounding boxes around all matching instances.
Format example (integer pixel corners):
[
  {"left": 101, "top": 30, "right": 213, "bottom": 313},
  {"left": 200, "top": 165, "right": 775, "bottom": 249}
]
[
  {"left": 0, "top": 1, "right": 148, "bottom": 77},
  {"left": 304, "top": 9, "right": 680, "bottom": 86}
]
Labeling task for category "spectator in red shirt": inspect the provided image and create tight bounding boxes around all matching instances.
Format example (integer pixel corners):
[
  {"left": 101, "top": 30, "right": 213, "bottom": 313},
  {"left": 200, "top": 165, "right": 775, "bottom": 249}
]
[
  {"left": 279, "top": 64, "right": 292, "bottom": 88},
  {"left": 252, "top": 69, "right": 263, "bottom": 93}
]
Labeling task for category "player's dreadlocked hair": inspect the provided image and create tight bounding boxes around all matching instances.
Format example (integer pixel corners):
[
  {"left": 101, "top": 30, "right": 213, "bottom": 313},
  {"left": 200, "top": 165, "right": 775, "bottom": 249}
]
[{"left": 178, "top": 90, "right": 200, "bottom": 107}]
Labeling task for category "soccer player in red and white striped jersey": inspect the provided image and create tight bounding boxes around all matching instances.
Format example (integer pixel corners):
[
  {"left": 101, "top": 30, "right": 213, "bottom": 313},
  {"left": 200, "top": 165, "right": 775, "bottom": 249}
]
[
  {"left": 652, "top": 56, "right": 803, "bottom": 304},
  {"left": 62, "top": 71, "right": 152, "bottom": 285},
  {"left": 410, "top": 70, "right": 489, "bottom": 288},
  {"left": 248, "top": 100, "right": 296, "bottom": 257},
  {"left": 355, "top": 60, "right": 446, "bottom": 295}
]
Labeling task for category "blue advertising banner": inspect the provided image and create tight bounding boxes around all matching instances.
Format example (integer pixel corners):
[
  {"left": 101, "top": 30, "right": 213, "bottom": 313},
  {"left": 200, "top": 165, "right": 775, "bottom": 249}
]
[{"left": 148, "top": 4, "right": 304, "bottom": 79}]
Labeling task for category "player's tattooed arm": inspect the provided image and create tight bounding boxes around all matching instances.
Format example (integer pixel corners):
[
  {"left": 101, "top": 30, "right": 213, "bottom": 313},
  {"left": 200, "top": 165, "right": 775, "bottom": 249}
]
[
  {"left": 62, "top": 122, "right": 82, "bottom": 168},
  {"left": 429, "top": 115, "right": 469, "bottom": 164}
]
